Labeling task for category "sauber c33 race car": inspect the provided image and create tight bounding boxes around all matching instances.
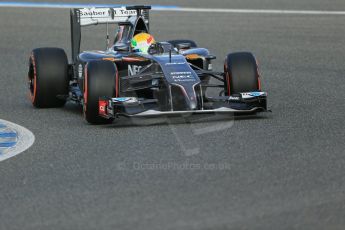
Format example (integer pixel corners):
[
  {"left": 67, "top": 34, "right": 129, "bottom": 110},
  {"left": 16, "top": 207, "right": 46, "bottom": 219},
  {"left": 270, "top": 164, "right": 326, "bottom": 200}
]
[{"left": 28, "top": 5, "right": 268, "bottom": 124}]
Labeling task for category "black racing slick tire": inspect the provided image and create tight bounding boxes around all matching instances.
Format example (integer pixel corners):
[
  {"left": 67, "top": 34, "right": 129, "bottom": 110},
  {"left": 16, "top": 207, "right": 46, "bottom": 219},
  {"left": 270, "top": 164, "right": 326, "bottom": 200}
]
[
  {"left": 83, "top": 60, "right": 118, "bottom": 124},
  {"left": 167, "top": 39, "right": 198, "bottom": 49},
  {"left": 28, "top": 48, "right": 69, "bottom": 108},
  {"left": 224, "top": 52, "right": 261, "bottom": 95}
]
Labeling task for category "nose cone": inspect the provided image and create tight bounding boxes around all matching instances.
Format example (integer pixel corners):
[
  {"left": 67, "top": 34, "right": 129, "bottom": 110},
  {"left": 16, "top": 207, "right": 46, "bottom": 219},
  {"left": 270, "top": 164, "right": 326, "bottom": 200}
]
[
  {"left": 171, "top": 84, "right": 199, "bottom": 111},
  {"left": 182, "top": 85, "right": 199, "bottom": 111}
]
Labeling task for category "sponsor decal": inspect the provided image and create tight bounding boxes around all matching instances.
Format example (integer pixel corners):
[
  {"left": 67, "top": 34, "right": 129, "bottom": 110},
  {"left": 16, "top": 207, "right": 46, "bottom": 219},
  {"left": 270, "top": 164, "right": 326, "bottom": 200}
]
[
  {"left": 170, "top": 71, "right": 195, "bottom": 82},
  {"left": 228, "top": 96, "right": 240, "bottom": 100},
  {"left": 114, "top": 97, "right": 130, "bottom": 102},
  {"left": 165, "top": 62, "right": 186, "bottom": 66},
  {"left": 99, "top": 101, "right": 107, "bottom": 113},
  {"left": 241, "top": 92, "right": 266, "bottom": 99},
  {"left": 249, "top": 92, "right": 263, "bottom": 97},
  {"left": 113, "top": 97, "right": 138, "bottom": 103},
  {"left": 79, "top": 8, "right": 137, "bottom": 18},
  {"left": 80, "top": 10, "right": 106, "bottom": 17},
  {"left": 115, "top": 9, "right": 137, "bottom": 16},
  {"left": 128, "top": 65, "right": 143, "bottom": 76},
  {"left": 170, "top": 72, "right": 192, "bottom": 75}
]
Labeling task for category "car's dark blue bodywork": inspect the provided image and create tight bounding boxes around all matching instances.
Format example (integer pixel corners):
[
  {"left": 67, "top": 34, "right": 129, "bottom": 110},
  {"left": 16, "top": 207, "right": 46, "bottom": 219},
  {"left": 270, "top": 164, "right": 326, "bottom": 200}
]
[{"left": 67, "top": 5, "right": 267, "bottom": 119}]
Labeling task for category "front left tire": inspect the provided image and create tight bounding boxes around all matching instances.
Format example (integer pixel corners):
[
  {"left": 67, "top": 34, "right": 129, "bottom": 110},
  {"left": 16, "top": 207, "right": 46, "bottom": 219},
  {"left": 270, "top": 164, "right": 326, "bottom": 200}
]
[{"left": 224, "top": 52, "right": 261, "bottom": 95}]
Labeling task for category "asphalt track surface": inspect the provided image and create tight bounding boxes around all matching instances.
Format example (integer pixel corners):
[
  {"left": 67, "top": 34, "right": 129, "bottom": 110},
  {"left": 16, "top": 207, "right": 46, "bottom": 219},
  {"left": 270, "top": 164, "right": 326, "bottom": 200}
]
[{"left": 1, "top": 1, "right": 345, "bottom": 230}]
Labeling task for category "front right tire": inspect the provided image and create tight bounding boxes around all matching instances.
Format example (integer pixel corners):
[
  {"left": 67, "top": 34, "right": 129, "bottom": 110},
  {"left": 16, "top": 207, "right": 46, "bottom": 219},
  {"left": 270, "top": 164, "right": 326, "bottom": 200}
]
[{"left": 83, "top": 60, "right": 118, "bottom": 124}]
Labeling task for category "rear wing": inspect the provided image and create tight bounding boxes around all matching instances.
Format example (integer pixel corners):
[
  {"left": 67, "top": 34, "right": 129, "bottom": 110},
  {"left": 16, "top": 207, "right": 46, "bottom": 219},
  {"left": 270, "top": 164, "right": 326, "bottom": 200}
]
[{"left": 70, "top": 5, "right": 150, "bottom": 62}]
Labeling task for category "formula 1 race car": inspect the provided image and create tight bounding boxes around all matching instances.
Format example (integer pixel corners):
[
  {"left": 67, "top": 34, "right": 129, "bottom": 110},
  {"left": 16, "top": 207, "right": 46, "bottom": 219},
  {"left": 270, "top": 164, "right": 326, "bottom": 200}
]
[{"left": 28, "top": 5, "right": 268, "bottom": 124}]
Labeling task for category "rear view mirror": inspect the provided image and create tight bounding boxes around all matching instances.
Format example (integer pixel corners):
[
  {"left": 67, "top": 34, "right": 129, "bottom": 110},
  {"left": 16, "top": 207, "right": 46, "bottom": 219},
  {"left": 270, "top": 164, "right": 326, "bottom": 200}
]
[
  {"left": 176, "top": 43, "right": 191, "bottom": 50},
  {"left": 114, "top": 45, "right": 130, "bottom": 52}
]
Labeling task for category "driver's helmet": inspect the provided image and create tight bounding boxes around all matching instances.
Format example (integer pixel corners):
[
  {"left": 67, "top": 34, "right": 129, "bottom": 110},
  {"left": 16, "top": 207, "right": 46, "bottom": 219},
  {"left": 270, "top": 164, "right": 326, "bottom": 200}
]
[{"left": 131, "top": 33, "right": 155, "bottom": 54}]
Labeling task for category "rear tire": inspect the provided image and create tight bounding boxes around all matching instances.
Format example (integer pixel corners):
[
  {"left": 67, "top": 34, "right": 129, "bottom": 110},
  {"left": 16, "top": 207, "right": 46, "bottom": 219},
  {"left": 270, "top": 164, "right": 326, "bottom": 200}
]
[
  {"left": 28, "top": 48, "right": 69, "bottom": 108},
  {"left": 83, "top": 60, "right": 117, "bottom": 124},
  {"left": 224, "top": 52, "right": 260, "bottom": 95}
]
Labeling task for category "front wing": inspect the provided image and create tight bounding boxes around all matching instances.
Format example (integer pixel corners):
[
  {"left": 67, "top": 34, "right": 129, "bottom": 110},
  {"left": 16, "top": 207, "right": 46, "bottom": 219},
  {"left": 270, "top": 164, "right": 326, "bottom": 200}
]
[{"left": 98, "top": 92, "right": 268, "bottom": 118}]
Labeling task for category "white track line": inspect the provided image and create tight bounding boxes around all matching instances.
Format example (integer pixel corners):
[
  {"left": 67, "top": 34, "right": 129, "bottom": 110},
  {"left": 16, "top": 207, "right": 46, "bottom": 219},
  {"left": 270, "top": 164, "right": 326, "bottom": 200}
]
[
  {"left": 0, "top": 2, "right": 345, "bottom": 16},
  {"left": 156, "top": 7, "right": 345, "bottom": 15},
  {"left": 0, "top": 119, "right": 35, "bottom": 162}
]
